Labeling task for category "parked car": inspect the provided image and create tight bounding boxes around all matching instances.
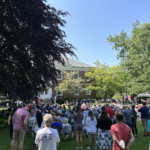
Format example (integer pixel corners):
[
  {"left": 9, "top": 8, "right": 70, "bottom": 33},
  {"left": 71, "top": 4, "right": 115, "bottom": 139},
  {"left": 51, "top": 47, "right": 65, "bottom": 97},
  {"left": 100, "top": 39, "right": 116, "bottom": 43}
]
[
  {"left": 106, "top": 99, "right": 112, "bottom": 103},
  {"left": 100, "top": 99, "right": 104, "bottom": 102},
  {"left": 112, "top": 99, "right": 117, "bottom": 103}
]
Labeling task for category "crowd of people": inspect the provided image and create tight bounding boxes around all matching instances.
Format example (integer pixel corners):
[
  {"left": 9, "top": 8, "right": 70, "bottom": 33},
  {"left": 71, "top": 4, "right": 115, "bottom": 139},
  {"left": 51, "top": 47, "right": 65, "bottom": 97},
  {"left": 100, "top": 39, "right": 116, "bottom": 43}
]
[{"left": 5, "top": 99, "right": 150, "bottom": 150}]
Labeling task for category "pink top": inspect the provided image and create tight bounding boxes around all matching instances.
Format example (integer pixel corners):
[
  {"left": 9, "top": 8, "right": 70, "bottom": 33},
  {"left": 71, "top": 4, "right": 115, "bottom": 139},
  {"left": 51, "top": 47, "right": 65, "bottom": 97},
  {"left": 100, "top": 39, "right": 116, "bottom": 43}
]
[{"left": 13, "top": 108, "right": 29, "bottom": 131}]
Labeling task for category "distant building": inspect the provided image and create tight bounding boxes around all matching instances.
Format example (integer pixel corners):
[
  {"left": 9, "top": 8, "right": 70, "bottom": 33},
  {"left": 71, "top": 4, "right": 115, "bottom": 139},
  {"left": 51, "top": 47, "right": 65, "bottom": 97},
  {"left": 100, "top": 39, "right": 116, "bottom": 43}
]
[{"left": 40, "top": 57, "right": 96, "bottom": 99}]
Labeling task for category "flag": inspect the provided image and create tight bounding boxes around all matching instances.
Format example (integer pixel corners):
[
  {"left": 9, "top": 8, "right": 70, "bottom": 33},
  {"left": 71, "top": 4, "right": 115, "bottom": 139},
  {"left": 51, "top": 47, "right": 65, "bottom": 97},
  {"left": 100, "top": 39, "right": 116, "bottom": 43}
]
[{"left": 127, "top": 94, "right": 131, "bottom": 100}]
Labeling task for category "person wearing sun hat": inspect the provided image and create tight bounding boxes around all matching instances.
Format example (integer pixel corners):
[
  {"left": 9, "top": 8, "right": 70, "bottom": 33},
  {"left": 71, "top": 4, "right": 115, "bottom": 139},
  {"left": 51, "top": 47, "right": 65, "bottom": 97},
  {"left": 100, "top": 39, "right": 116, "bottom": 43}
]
[{"left": 11, "top": 104, "right": 32, "bottom": 150}]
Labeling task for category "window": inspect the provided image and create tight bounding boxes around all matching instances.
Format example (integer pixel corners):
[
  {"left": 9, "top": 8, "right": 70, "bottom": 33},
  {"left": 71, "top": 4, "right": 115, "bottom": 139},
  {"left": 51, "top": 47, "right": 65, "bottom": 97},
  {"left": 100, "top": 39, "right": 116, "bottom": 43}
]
[
  {"left": 86, "top": 85, "right": 91, "bottom": 95},
  {"left": 57, "top": 83, "right": 63, "bottom": 96},
  {"left": 73, "top": 72, "right": 79, "bottom": 79},
  {"left": 57, "top": 71, "right": 62, "bottom": 80}
]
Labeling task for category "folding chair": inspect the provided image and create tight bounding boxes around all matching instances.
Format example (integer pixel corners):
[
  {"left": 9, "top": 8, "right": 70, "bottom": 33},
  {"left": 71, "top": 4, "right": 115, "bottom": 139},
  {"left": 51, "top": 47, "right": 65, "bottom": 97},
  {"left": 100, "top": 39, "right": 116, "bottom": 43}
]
[{"left": 62, "top": 125, "right": 70, "bottom": 140}]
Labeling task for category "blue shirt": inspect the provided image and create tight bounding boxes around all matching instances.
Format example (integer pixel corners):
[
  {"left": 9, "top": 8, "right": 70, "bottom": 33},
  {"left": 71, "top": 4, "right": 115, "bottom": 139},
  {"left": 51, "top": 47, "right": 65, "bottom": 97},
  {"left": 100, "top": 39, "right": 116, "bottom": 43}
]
[
  {"left": 84, "top": 110, "right": 89, "bottom": 115},
  {"left": 51, "top": 122, "right": 62, "bottom": 129},
  {"left": 138, "top": 106, "right": 149, "bottom": 119}
]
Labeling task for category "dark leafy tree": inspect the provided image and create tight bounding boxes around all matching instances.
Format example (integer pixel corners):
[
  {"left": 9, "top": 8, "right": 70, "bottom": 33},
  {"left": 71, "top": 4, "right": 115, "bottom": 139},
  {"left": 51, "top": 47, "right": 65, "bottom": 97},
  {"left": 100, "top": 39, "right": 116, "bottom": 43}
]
[{"left": 0, "top": 0, "right": 76, "bottom": 101}]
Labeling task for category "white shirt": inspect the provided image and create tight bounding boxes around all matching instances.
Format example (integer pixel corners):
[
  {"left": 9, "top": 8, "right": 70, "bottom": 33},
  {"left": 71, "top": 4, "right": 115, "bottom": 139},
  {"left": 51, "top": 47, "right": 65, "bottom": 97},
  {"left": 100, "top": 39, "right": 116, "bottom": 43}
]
[
  {"left": 86, "top": 116, "right": 97, "bottom": 133},
  {"left": 35, "top": 127, "right": 60, "bottom": 150}
]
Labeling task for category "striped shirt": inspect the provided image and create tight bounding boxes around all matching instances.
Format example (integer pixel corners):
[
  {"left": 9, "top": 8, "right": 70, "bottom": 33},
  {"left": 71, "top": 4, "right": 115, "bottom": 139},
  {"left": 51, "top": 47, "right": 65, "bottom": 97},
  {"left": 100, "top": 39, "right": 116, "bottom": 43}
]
[{"left": 13, "top": 108, "right": 29, "bottom": 131}]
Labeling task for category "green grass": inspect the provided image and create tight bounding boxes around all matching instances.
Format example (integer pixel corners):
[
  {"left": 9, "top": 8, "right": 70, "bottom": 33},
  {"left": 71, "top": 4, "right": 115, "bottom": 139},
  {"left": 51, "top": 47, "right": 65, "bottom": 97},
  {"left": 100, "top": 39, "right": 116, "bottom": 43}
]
[{"left": 0, "top": 117, "right": 149, "bottom": 150}]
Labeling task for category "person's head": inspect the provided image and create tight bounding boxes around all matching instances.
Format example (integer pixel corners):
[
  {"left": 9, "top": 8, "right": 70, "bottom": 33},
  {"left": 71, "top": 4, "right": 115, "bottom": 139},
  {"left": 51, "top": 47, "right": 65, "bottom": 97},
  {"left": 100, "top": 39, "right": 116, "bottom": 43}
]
[
  {"left": 115, "top": 108, "right": 121, "bottom": 114},
  {"left": 88, "top": 110, "right": 94, "bottom": 121},
  {"left": 25, "top": 104, "right": 32, "bottom": 112},
  {"left": 70, "top": 110, "right": 73, "bottom": 114},
  {"left": 123, "top": 105, "right": 127, "bottom": 110},
  {"left": 100, "top": 110, "right": 109, "bottom": 120},
  {"left": 76, "top": 106, "right": 82, "bottom": 118},
  {"left": 143, "top": 101, "right": 146, "bottom": 106},
  {"left": 101, "top": 106, "right": 106, "bottom": 111},
  {"left": 36, "top": 112, "right": 43, "bottom": 128},
  {"left": 132, "top": 105, "right": 135, "bottom": 110},
  {"left": 41, "top": 108, "right": 44, "bottom": 113},
  {"left": 64, "top": 119, "right": 68, "bottom": 124},
  {"left": 116, "top": 112, "right": 124, "bottom": 122},
  {"left": 105, "top": 103, "right": 109, "bottom": 107},
  {"left": 55, "top": 117, "right": 59, "bottom": 122},
  {"left": 12, "top": 107, "right": 18, "bottom": 116},
  {"left": 43, "top": 114, "right": 52, "bottom": 127}
]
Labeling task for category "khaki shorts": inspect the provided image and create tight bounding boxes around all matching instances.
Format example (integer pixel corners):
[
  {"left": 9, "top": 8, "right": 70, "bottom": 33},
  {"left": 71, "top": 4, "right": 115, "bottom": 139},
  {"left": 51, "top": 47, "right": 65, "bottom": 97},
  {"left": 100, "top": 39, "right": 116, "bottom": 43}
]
[{"left": 13, "top": 130, "right": 26, "bottom": 141}]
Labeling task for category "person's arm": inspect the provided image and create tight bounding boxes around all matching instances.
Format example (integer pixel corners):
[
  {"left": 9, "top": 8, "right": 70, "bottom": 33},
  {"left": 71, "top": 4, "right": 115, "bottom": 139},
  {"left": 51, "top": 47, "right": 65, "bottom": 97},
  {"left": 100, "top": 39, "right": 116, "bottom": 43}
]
[
  {"left": 112, "top": 134, "right": 120, "bottom": 145},
  {"left": 24, "top": 112, "right": 29, "bottom": 131},
  {"left": 12, "top": 115, "right": 15, "bottom": 125},
  {"left": 24, "top": 120, "right": 28, "bottom": 131},
  {"left": 125, "top": 132, "right": 135, "bottom": 149},
  {"left": 8, "top": 115, "right": 11, "bottom": 125},
  {"left": 138, "top": 107, "right": 142, "bottom": 112},
  {"left": 57, "top": 142, "right": 59, "bottom": 147}
]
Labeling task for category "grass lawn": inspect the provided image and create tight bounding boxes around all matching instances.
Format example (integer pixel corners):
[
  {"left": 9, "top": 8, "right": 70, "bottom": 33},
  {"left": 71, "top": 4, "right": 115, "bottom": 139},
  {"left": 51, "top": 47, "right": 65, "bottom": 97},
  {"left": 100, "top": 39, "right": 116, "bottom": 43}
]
[{"left": 0, "top": 117, "right": 149, "bottom": 150}]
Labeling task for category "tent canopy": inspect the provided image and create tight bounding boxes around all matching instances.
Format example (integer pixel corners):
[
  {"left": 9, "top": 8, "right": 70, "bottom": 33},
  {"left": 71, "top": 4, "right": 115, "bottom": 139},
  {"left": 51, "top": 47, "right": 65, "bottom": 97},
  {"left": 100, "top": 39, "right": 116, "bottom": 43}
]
[{"left": 137, "top": 91, "right": 150, "bottom": 97}]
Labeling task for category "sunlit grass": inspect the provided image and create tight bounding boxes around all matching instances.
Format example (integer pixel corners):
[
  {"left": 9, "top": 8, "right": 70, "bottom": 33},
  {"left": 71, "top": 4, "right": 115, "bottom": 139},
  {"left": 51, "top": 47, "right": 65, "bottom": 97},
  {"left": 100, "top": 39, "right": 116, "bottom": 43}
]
[{"left": 0, "top": 117, "right": 149, "bottom": 150}]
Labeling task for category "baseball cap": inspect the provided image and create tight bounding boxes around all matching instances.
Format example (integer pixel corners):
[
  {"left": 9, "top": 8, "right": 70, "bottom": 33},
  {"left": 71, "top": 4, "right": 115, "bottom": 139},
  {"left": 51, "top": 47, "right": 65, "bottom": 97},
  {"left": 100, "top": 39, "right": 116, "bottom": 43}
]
[{"left": 28, "top": 105, "right": 32, "bottom": 110}]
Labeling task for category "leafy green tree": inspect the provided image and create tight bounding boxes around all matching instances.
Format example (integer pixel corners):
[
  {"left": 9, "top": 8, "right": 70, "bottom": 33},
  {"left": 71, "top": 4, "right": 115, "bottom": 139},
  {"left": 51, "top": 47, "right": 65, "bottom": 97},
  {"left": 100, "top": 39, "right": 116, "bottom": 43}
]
[
  {"left": 108, "top": 19, "right": 150, "bottom": 95},
  {"left": 55, "top": 70, "right": 87, "bottom": 98},
  {"left": 0, "top": 0, "right": 76, "bottom": 101},
  {"left": 112, "top": 92, "right": 123, "bottom": 100},
  {"left": 85, "top": 61, "right": 124, "bottom": 100}
]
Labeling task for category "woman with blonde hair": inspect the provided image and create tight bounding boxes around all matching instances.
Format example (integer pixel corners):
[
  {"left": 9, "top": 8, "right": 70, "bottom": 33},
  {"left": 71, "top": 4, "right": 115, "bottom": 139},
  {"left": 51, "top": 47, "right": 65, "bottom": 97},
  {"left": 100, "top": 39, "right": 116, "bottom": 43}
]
[
  {"left": 74, "top": 106, "right": 84, "bottom": 149},
  {"left": 86, "top": 110, "right": 97, "bottom": 149}
]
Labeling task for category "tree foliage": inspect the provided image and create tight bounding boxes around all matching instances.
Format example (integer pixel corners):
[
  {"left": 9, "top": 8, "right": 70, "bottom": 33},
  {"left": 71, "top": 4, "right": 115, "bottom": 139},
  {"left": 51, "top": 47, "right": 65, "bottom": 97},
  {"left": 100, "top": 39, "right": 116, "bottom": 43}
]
[
  {"left": 85, "top": 61, "right": 124, "bottom": 99},
  {"left": 108, "top": 19, "right": 150, "bottom": 95},
  {"left": 55, "top": 70, "right": 87, "bottom": 98},
  {"left": 0, "top": 0, "right": 76, "bottom": 101},
  {"left": 112, "top": 92, "right": 123, "bottom": 100}
]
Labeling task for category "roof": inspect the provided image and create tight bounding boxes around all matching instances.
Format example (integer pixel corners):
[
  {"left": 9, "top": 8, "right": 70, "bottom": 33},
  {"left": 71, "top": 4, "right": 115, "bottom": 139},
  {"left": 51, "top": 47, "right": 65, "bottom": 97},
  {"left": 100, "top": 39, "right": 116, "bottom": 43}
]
[{"left": 64, "top": 57, "right": 92, "bottom": 68}]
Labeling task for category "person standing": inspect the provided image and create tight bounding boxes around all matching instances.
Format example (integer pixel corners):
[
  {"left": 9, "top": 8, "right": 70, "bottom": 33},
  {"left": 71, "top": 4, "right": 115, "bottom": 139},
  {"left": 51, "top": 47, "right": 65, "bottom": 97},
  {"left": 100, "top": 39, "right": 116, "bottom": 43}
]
[
  {"left": 105, "top": 103, "right": 114, "bottom": 119},
  {"left": 74, "top": 106, "right": 84, "bottom": 149},
  {"left": 96, "top": 110, "right": 113, "bottom": 150},
  {"left": 123, "top": 106, "right": 132, "bottom": 128},
  {"left": 86, "top": 110, "right": 97, "bottom": 149},
  {"left": 93, "top": 107, "right": 99, "bottom": 121},
  {"left": 131, "top": 105, "right": 138, "bottom": 137},
  {"left": 38, "top": 96, "right": 40, "bottom": 105},
  {"left": 8, "top": 107, "right": 18, "bottom": 144},
  {"left": 138, "top": 101, "right": 149, "bottom": 136},
  {"left": 35, "top": 114, "right": 60, "bottom": 150},
  {"left": 32, "top": 112, "right": 44, "bottom": 150},
  {"left": 11, "top": 105, "right": 32, "bottom": 150},
  {"left": 111, "top": 112, "right": 135, "bottom": 150}
]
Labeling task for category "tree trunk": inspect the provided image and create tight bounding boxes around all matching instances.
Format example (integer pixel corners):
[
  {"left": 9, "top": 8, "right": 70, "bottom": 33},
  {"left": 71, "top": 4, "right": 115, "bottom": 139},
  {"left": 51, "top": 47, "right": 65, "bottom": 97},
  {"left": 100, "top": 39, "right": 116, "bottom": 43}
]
[{"left": 104, "top": 91, "right": 107, "bottom": 101}]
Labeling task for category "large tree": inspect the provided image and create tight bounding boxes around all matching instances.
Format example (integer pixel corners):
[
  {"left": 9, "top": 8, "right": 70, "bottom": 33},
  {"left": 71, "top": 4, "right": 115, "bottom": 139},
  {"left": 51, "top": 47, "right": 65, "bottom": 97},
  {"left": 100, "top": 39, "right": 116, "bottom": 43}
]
[
  {"left": 85, "top": 61, "right": 124, "bottom": 100},
  {"left": 108, "top": 20, "right": 150, "bottom": 95},
  {"left": 0, "top": 0, "right": 76, "bottom": 101},
  {"left": 55, "top": 70, "right": 87, "bottom": 98}
]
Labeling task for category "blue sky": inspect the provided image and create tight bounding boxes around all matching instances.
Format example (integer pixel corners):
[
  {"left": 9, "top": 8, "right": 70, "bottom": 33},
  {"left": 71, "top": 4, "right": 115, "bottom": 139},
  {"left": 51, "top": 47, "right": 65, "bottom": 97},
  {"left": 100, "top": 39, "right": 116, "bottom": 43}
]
[{"left": 47, "top": 0, "right": 150, "bottom": 66}]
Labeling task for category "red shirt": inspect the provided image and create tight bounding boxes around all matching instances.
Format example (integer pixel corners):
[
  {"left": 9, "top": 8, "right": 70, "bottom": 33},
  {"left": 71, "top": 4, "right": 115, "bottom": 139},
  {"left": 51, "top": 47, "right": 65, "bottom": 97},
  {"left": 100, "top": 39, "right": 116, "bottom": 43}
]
[
  {"left": 105, "top": 107, "right": 114, "bottom": 119},
  {"left": 111, "top": 123, "right": 131, "bottom": 150}
]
